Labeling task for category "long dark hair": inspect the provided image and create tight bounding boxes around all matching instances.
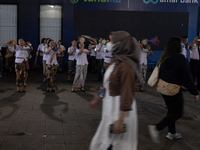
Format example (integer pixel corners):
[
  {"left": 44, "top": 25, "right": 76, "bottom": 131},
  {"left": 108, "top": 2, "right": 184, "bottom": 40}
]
[
  {"left": 159, "top": 37, "right": 182, "bottom": 64},
  {"left": 48, "top": 39, "right": 53, "bottom": 47}
]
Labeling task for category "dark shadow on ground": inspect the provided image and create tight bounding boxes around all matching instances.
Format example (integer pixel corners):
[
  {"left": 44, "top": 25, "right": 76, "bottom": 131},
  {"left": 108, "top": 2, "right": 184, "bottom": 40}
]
[
  {"left": 40, "top": 91, "right": 68, "bottom": 123},
  {"left": 0, "top": 92, "right": 25, "bottom": 121}
]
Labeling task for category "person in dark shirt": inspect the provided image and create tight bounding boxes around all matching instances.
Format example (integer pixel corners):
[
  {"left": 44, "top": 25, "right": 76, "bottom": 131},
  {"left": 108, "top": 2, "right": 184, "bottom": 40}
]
[{"left": 148, "top": 37, "right": 199, "bottom": 143}]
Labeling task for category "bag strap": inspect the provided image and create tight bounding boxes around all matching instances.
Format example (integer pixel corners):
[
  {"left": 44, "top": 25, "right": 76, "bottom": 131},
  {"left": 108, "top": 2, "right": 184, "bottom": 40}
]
[{"left": 156, "top": 61, "right": 161, "bottom": 67}]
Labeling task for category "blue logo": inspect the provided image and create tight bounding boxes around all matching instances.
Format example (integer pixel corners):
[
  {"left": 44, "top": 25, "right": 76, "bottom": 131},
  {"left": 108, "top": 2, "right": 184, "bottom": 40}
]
[{"left": 143, "top": 0, "right": 158, "bottom": 4}]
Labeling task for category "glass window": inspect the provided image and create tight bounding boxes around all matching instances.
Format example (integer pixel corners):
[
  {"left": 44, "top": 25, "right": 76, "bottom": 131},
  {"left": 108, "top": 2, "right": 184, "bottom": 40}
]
[
  {"left": 0, "top": 5, "right": 17, "bottom": 47},
  {"left": 40, "top": 5, "right": 62, "bottom": 43}
]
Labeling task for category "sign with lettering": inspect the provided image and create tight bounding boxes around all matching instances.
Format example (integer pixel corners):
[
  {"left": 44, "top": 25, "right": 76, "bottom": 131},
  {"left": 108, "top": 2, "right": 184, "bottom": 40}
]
[
  {"left": 143, "top": 0, "right": 198, "bottom": 4},
  {"left": 70, "top": 0, "right": 121, "bottom": 3}
]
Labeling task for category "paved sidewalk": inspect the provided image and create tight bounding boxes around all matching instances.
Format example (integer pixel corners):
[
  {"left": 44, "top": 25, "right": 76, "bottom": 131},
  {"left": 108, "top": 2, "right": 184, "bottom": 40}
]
[{"left": 0, "top": 70, "right": 200, "bottom": 150}]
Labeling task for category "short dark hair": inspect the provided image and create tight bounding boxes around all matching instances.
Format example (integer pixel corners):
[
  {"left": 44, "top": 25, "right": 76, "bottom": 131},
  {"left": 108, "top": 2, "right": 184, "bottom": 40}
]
[
  {"left": 181, "top": 36, "right": 188, "bottom": 42},
  {"left": 71, "top": 40, "right": 76, "bottom": 44},
  {"left": 41, "top": 38, "right": 46, "bottom": 43}
]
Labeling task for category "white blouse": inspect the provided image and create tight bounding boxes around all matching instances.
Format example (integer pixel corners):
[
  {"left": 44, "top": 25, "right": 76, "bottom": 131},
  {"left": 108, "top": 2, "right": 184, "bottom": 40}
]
[
  {"left": 140, "top": 48, "right": 150, "bottom": 65},
  {"left": 8, "top": 45, "right": 30, "bottom": 63},
  {"left": 68, "top": 46, "right": 77, "bottom": 60},
  {"left": 189, "top": 44, "right": 200, "bottom": 60},
  {"left": 37, "top": 43, "right": 46, "bottom": 56},
  {"left": 181, "top": 43, "right": 187, "bottom": 58},
  {"left": 76, "top": 49, "right": 89, "bottom": 65},
  {"left": 42, "top": 44, "right": 48, "bottom": 61},
  {"left": 57, "top": 45, "right": 66, "bottom": 57},
  {"left": 90, "top": 48, "right": 96, "bottom": 57},
  {"left": 45, "top": 47, "right": 58, "bottom": 65},
  {"left": 96, "top": 43, "right": 105, "bottom": 59},
  {"left": 104, "top": 47, "right": 112, "bottom": 63}
]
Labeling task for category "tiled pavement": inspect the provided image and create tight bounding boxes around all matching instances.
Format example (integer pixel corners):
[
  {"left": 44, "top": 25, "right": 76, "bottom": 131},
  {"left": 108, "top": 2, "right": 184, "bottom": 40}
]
[{"left": 0, "top": 70, "right": 200, "bottom": 150}]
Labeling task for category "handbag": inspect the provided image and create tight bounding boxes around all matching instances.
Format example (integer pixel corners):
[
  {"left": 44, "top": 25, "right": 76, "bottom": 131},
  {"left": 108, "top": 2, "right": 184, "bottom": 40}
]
[
  {"left": 147, "top": 62, "right": 161, "bottom": 87},
  {"left": 156, "top": 79, "right": 181, "bottom": 96}
]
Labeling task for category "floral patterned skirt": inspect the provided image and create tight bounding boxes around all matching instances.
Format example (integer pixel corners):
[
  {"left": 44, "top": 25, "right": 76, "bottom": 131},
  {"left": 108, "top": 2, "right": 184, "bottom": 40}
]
[
  {"left": 46, "top": 64, "right": 57, "bottom": 88},
  {"left": 15, "top": 62, "right": 28, "bottom": 87}
]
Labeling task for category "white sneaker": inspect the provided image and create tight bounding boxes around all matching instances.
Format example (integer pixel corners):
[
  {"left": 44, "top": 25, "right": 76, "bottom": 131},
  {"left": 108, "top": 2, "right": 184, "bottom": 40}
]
[
  {"left": 166, "top": 132, "right": 182, "bottom": 140},
  {"left": 148, "top": 125, "right": 160, "bottom": 143}
]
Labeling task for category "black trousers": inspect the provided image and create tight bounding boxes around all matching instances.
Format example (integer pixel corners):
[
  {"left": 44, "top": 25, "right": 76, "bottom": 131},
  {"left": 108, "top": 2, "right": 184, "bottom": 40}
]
[
  {"left": 189, "top": 59, "right": 200, "bottom": 87},
  {"left": 90, "top": 56, "right": 96, "bottom": 72},
  {"left": 96, "top": 59, "right": 104, "bottom": 80},
  {"left": 68, "top": 60, "right": 76, "bottom": 76},
  {"left": 156, "top": 90, "right": 184, "bottom": 134}
]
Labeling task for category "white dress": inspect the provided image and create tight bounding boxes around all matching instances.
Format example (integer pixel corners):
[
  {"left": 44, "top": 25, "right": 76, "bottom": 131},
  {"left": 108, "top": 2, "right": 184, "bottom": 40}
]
[{"left": 89, "top": 63, "right": 138, "bottom": 150}]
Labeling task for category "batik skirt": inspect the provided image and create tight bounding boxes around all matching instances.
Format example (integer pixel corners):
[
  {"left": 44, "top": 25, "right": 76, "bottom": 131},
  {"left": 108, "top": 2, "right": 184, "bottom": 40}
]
[
  {"left": 137, "top": 63, "right": 147, "bottom": 88},
  {"left": 46, "top": 64, "right": 57, "bottom": 89},
  {"left": 15, "top": 62, "right": 28, "bottom": 87},
  {"left": 72, "top": 65, "right": 88, "bottom": 88}
]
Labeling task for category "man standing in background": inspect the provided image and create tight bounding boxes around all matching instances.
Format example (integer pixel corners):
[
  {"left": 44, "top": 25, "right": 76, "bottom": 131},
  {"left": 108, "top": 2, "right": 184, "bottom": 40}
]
[
  {"left": 189, "top": 36, "right": 200, "bottom": 90},
  {"left": 181, "top": 36, "right": 188, "bottom": 59},
  {"left": 96, "top": 38, "right": 105, "bottom": 81}
]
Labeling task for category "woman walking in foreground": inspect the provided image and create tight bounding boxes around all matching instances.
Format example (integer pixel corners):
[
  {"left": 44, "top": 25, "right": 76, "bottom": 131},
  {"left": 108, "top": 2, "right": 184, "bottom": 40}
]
[
  {"left": 89, "top": 31, "right": 140, "bottom": 150},
  {"left": 148, "top": 37, "right": 199, "bottom": 143}
]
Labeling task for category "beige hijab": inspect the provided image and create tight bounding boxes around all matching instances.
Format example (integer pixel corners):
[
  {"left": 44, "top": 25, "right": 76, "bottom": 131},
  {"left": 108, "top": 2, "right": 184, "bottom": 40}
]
[{"left": 111, "top": 31, "right": 140, "bottom": 79}]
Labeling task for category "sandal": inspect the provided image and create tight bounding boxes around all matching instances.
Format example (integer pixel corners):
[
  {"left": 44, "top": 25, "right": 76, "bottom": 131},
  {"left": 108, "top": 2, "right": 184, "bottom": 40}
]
[
  {"left": 80, "top": 88, "right": 85, "bottom": 92},
  {"left": 17, "top": 87, "right": 20, "bottom": 93},
  {"left": 139, "top": 87, "right": 144, "bottom": 92}
]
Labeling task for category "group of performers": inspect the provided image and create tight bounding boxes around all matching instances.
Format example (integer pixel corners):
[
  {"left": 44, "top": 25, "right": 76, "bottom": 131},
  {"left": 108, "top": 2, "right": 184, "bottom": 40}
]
[
  {"left": 6, "top": 38, "right": 64, "bottom": 92},
  {"left": 1, "top": 35, "right": 157, "bottom": 93}
]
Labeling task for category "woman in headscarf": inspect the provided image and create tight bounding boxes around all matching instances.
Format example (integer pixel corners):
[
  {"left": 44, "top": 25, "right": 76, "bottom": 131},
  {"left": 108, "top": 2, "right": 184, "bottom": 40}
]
[{"left": 89, "top": 31, "right": 140, "bottom": 150}]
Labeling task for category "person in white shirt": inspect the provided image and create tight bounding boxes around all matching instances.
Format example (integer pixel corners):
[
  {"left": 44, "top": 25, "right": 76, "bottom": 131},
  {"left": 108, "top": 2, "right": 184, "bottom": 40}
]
[
  {"left": 8, "top": 39, "right": 31, "bottom": 92},
  {"left": 37, "top": 38, "right": 47, "bottom": 70},
  {"left": 138, "top": 39, "right": 153, "bottom": 92},
  {"left": 25, "top": 40, "right": 34, "bottom": 69},
  {"left": 44, "top": 39, "right": 62, "bottom": 93},
  {"left": 0, "top": 45, "right": 2, "bottom": 77},
  {"left": 96, "top": 38, "right": 105, "bottom": 81},
  {"left": 181, "top": 36, "right": 188, "bottom": 59},
  {"left": 71, "top": 38, "right": 91, "bottom": 92},
  {"left": 89, "top": 44, "right": 96, "bottom": 73},
  {"left": 57, "top": 40, "right": 66, "bottom": 72},
  {"left": 104, "top": 39, "right": 113, "bottom": 71},
  {"left": 189, "top": 36, "right": 200, "bottom": 90},
  {"left": 41, "top": 38, "right": 50, "bottom": 83},
  {"left": 68, "top": 40, "right": 77, "bottom": 81}
]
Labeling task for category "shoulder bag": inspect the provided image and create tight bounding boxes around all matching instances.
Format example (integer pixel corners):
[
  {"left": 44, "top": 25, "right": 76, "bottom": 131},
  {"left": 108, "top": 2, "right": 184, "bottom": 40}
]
[{"left": 147, "top": 62, "right": 161, "bottom": 88}]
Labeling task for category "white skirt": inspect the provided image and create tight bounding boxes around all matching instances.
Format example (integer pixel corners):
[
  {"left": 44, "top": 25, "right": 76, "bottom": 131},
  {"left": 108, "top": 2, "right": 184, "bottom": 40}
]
[{"left": 89, "top": 63, "right": 138, "bottom": 150}]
